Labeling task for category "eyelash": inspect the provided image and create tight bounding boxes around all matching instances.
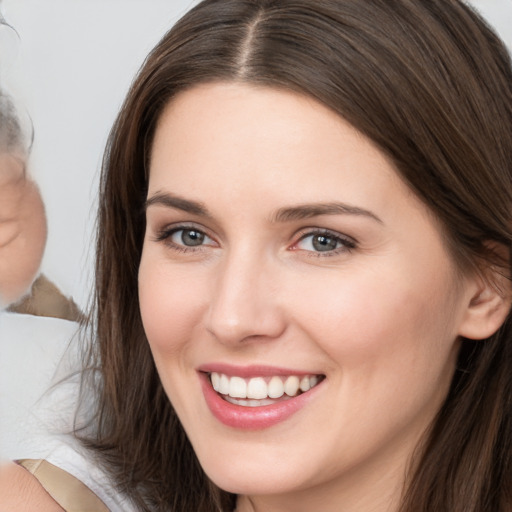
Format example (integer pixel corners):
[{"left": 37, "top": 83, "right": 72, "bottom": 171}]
[
  {"left": 153, "top": 224, "right": 216, "bottom": 254},
  {"left": 292, "top": 228, "right": 357, "bottom": 257},
  {"left": 153, "top": 225, "right": 357, "bottom": 257}
]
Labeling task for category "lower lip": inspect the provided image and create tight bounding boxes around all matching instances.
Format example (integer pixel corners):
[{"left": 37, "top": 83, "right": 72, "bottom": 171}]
[{"left": 199, "top": 373, "right": 323, "bottom": 429}]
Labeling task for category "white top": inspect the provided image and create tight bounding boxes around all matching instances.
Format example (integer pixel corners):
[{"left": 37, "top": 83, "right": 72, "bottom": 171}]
[{"left": 0, "top": 311, "right": 134, "bottom": 511}]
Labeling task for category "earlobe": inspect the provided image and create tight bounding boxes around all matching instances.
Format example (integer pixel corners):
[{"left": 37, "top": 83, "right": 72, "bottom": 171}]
[{"left": 458, "top": 273, "right": 512, "bottom": 340}]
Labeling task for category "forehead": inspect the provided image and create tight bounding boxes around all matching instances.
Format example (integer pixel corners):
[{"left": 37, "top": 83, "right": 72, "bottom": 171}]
[{"left": 148, "top": 82, "right": 408, "bottom": 212}]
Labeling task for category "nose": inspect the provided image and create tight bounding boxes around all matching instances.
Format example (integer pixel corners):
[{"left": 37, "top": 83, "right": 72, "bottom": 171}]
[{"left": 204, "top": 249, "right": 287, "bottom": 346}]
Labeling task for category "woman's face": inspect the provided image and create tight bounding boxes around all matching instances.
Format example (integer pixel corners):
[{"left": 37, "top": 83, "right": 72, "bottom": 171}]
[{"left": 139, "top": 83, "right": 477, "bottom": 508}]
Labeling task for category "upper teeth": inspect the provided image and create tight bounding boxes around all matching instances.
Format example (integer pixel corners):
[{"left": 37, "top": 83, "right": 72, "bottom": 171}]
[{"left": 210, "top": 372, "right": 320, "bottom": 400}]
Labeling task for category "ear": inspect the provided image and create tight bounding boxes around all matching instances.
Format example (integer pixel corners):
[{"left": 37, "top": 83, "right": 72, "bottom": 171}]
[{"left": 458, "top": 265, "right": 511, "bottom": 340}]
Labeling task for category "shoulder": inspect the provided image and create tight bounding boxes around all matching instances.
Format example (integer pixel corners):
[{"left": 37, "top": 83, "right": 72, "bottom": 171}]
[{"left": 0, "top": 461, "right": 65, "bottom": 511}]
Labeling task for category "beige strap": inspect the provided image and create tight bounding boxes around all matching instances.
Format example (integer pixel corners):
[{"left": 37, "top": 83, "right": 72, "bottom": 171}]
[{"left": 16, "top": 459, "right": 109, "bottom": 512}]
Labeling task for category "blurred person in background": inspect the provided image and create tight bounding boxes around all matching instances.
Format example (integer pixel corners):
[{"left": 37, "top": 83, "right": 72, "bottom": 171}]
[
  {"left": 0, "top": 11, "right": 81, "bottom": 319},
  {"left": 0, "top": 8, "right": 82, "bottom": 477}
]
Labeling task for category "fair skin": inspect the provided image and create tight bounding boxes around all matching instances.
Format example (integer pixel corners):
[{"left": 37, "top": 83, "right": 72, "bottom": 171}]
[
  {"left": 139, "top": 83, "right": 505, "bottom": 512},
  {"left": 0, "top": 152, "right": 47, "bottom": 307},
  {"left": 0, "top": 463, "right": 64, "bottom": 511}
]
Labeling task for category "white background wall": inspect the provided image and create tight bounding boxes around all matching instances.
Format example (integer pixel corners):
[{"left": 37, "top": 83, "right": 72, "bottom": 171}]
[{"left": 1, "top": 0, "right": 512, "bottom": 311}]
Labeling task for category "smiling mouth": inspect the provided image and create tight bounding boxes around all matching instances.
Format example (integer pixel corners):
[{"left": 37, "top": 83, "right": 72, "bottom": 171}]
[{"left": 208, "top": 372, "right": 325, "bottom": 407}]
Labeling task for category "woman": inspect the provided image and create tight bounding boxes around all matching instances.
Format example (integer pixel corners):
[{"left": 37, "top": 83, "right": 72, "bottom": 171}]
[{"left": 2, "top": 0, "right": 511, "bottom": 510}]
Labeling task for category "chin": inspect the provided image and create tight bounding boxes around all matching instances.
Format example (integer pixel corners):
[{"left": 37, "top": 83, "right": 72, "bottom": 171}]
[
  {"left": 209, "top": 472, "right": 299, "bottom": 497},
  {"left": 198, "top": 451, "right": 310, "bottom": 497}
]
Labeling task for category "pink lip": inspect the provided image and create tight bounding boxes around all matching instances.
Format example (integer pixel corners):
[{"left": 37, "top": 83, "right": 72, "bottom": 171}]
[
  {"left": 197, "top": 363, "right": 319, "bottom": 378},
  {"left": 198, "top": 370, "right": 324, "bottom": 430}
]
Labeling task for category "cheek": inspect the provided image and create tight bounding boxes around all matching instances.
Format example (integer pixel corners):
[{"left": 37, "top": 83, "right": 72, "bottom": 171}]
[
  {"left": 289, "top": 261, "right": 460, "bottom": 377},
  {"left": 283, "top": 264, "right": 461, "bottom": 458},
  {"left": 138, "top": 254, "right": 212, "bottom": 427},
  {"left": 138, "top": 256, "right": 208, "bottom": 357}
]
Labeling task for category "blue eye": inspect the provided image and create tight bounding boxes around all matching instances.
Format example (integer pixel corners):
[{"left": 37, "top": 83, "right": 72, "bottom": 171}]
[{"left": 295, "top": 231, "right": 355, "bottom": 254}]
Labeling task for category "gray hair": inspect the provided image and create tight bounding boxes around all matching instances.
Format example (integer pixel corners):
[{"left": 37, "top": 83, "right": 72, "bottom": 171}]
[
  {"left": 0, "top": 90, "right": 32, "bottom": 155},
  {"left": 0, "top": 91, "right": 21, "bottom": 152}
]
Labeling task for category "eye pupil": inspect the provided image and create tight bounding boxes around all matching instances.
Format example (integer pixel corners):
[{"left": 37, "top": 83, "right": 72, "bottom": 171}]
[
  {"left": 181, "top": 229, "right": 205, "bottom": 246},
  {"left": 312, "top": 235, "right": 337, "bottom": 252}
]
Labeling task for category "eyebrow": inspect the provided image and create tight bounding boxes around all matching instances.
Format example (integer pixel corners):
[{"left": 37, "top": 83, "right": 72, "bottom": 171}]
[
  {"left": 145, "top": 192, "right": 212, "bottom": 218},
  {"left": 272, "top": 202, "right": 383, "bottom": 224},
  {"left": 145, "top": 192, "right": 382, "bottom": 224}
]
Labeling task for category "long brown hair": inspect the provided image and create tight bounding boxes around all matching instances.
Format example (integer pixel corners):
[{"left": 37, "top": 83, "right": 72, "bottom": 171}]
[{"left": 81, "top": 1, "right": 512, "bottom": 510}]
